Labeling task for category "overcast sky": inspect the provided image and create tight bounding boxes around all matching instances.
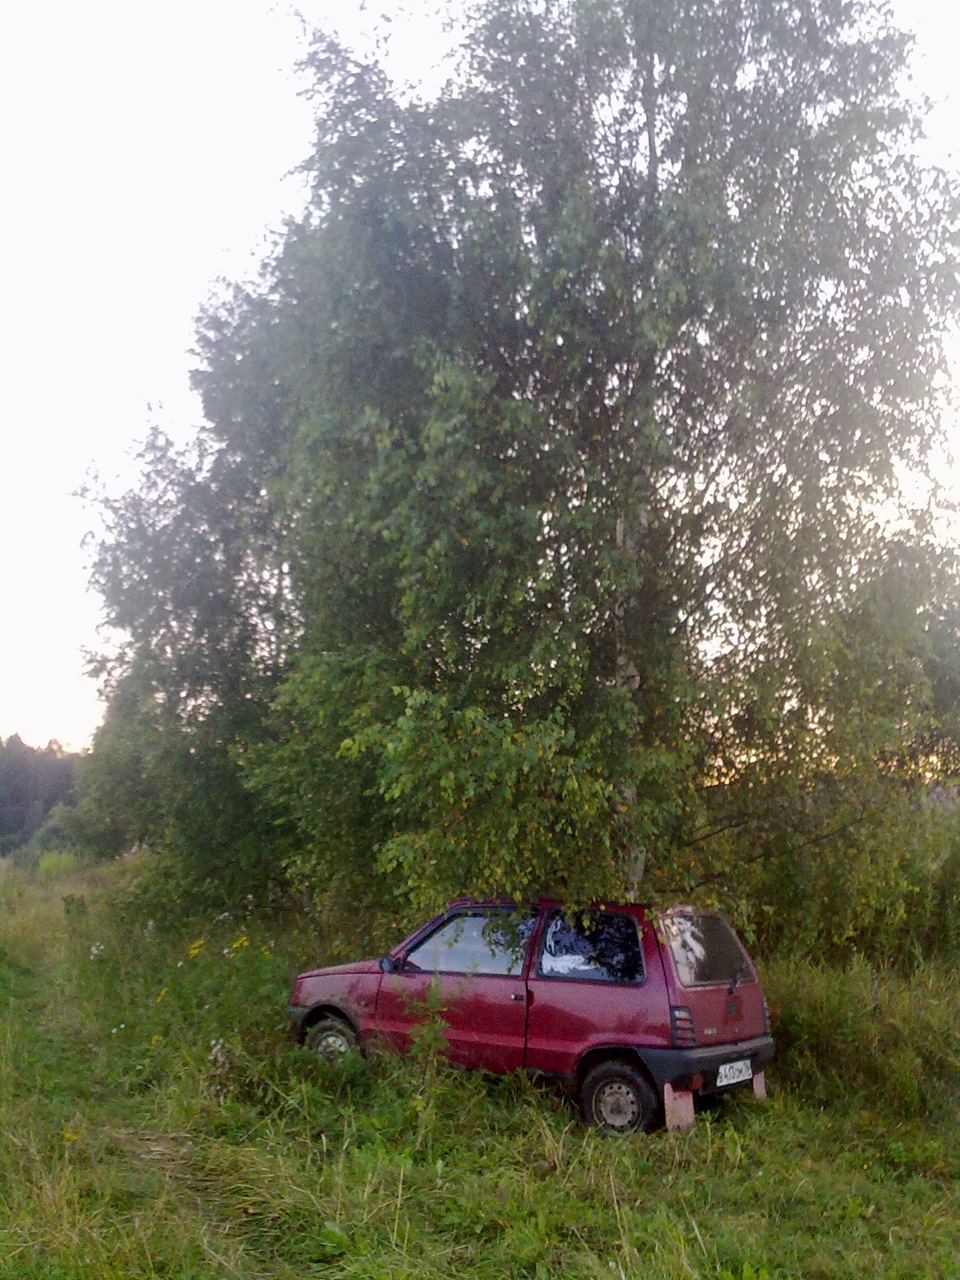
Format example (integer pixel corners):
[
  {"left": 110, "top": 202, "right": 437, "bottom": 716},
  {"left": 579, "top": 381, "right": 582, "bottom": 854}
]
[{"left": 2, "top": 0, "right": 959, "bottom": 751}]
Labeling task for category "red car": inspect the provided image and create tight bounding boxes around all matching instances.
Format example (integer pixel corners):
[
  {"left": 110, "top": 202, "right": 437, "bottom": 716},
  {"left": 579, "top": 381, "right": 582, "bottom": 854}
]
[{"left": 287, "top": 899, "right": 774, "bottom": 1133}]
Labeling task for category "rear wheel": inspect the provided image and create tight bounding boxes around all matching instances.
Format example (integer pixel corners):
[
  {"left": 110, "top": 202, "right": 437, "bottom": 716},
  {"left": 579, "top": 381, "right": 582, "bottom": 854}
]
[
  {"left": 305, "top": 1017, "right": 359, "bottom": 1062},
  {"left": 581, "top": 1061, "right": 659, "bottom": 1135}
]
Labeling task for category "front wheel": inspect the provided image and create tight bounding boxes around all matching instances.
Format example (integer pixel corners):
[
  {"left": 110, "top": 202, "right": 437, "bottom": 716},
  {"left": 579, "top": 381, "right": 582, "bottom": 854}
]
[
  {"left": 305, "top": 1017, "right": 359, "bottom": 1062},
  {"left": 581, "top": 1061, "right": 659, "bottom": 1135}
]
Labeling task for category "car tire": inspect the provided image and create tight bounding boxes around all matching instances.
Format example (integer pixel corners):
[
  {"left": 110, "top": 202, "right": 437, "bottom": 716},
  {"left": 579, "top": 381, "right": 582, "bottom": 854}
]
[
  {"left": 581, "top": 1061, "right": 659, "bottom": 1135},
  {"left": 305, "top": 1017, "right": 359, "bottom": 1062}
]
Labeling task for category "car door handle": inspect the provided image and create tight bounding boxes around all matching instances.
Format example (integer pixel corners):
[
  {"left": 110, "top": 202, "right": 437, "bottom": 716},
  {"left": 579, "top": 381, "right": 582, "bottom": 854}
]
[{"left": 510, "top": 992, "right": 525, "bottom": 1001}]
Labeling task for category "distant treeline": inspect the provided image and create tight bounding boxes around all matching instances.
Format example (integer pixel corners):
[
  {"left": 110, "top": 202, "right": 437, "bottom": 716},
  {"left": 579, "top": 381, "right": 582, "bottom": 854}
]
[{"left": 0, "top": 735, "right": 77, "bottom": 854}]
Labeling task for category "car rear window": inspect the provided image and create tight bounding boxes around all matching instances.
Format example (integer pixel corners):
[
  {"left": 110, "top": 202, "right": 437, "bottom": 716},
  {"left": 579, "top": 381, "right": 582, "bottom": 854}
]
[{"left": 660, "top": 913, "right": 754, "bottom": 988}]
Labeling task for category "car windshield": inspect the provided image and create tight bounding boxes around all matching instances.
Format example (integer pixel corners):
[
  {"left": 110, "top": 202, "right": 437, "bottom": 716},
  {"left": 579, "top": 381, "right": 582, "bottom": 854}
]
[{"left": 660, "top": 912, "right": 754, "bottom": 988}]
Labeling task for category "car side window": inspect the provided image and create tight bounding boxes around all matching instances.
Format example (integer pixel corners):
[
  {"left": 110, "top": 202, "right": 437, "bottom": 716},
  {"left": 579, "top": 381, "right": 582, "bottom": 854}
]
[
  {"left": 404, "top": 910, "right": 536, "bottom": 976},
  {"left": 538, "top": 910, "right": 645, "bottom": 984}
]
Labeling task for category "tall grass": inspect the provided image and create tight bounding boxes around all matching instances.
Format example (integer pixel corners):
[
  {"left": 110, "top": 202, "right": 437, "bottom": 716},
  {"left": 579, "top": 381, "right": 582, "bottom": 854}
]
[
  {"left": 766, "top": 956, "right": 960, "bottom": 1120},
  {"left": 1, "top": 858, "right": 960, "bottom": 1278}
]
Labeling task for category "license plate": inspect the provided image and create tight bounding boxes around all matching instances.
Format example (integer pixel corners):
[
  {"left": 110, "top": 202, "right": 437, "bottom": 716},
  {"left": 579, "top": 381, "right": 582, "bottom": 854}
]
[{"left": 716, "top": 1058, "right": 752, "bottom": 1087}]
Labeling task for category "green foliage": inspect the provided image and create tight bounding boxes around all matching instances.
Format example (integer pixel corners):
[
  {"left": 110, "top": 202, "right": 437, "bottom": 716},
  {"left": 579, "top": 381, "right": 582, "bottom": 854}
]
[
  {"left": 649, "top": 769, "right": 960, "bottom": 963},
  {"left": 69, "top": 680, "right": 282, "bottom": 911},
  {"left": 77, "top": 428, "right": 292, "bottom": 901},
  {"left": 254, "top": 677, "right": 674, "bottom": 918},
  {"left": 82, "top": 0, "right": 960, "bottom": 931},
  {"left": 35, "top": 849, "right": 80, "bottom": 881},
  {"left": 62, "top": 673, "right": 162, "bottom": 861},
  {"left": 250, "top": 0, "right": 959, "bottom": 913},
  {"left": 0, "top": 734, "right": 77, "bottom": 855}
]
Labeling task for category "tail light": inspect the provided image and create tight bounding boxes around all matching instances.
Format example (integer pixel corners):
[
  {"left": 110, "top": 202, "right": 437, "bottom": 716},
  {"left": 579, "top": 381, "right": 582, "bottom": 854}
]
[
  {"left": 762, "top": 993, "right": 771, "bottom": 1035},
  {"left": 290, "top": 976, "right": 305, "bottom": 1006},
  {"left": 670, "top": 1005, "right": 696, "bottom": 1047}
]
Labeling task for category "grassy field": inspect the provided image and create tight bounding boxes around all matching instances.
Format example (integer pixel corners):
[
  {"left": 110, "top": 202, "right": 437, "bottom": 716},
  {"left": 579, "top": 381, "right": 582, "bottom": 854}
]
[{"left": 1, "top": 857, "right": 959, "bottom": 1279}]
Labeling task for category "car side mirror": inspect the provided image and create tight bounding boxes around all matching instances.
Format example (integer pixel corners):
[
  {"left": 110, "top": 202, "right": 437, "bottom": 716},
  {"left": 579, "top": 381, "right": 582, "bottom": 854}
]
[{"left": 379, "top": 955, "right": 398, "bottom": 974}]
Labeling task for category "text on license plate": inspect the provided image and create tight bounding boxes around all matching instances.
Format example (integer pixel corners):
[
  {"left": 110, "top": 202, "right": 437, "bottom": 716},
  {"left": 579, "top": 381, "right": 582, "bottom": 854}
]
[{"left": 716, "top": 1058, "right": 752, "bottom": 1087}]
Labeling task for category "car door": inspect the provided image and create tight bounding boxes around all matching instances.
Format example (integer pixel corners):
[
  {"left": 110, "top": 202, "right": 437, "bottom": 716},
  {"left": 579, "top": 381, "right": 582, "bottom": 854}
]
[
  {"left": 525, "top": 907, "right": 672, "bottom": 1078},
  {"left": 374, "top": 906, "right": 536, "bottom": 1073}
]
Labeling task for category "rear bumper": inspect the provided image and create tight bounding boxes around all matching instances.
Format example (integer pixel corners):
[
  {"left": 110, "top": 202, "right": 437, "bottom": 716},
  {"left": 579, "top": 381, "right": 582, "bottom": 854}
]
[{"left": 638, "top": 1035, "right": 775, "bottom": 1093}]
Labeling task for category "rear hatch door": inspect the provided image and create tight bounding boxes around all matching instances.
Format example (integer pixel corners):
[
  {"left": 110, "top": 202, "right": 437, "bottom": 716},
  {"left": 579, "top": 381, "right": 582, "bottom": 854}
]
[{"left": 658, "top": 910, "right": 766, "bottom": 1050}]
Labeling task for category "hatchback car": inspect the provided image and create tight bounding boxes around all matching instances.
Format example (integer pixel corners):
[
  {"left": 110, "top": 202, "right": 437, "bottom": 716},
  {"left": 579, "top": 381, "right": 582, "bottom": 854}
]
[{"left": 287, "top": 899, "right": 774, "bottom": 1133}]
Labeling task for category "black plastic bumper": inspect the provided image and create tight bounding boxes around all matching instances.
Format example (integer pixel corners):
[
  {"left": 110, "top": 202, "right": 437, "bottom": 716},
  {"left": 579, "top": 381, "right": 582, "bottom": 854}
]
[{"left": 637, "top": 1035, "right": 775, "bottom": 1093}]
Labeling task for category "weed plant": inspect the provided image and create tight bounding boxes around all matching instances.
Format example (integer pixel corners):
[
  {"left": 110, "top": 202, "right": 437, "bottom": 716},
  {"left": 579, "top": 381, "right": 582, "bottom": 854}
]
[{"left": 1, "top": 860, "right": 959, "bottom": 1278}]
